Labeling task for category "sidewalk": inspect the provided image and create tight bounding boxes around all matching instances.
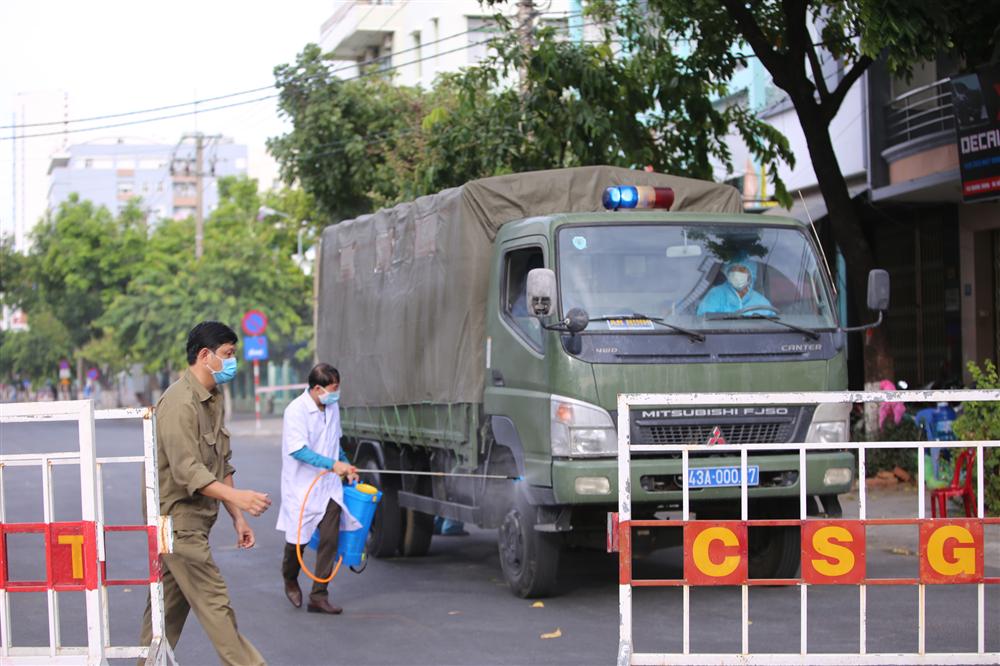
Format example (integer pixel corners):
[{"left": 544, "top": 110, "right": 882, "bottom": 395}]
[
  {"left": 843, "top": 484, "right": 1000, "bottom": 569},
  {"left": 228, "top": 413, "right": 283, "bottom": 437}
]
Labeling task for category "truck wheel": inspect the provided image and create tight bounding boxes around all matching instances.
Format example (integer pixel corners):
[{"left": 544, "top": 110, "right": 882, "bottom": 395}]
[
  {"left": 400, "top": 509, "right": 434, "bottom": 557},
  {"left": 498, "top": 496, "right": 560, "bottom": 598},
  {"left": 748, "top": 525, "right": 800, "bottom": 580},
  {"left": 359, "top": 455, "right": 402, "bottom": 558}
]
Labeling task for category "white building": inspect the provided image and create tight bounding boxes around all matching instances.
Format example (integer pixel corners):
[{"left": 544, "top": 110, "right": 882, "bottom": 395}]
[
  {"left": 319, "top": 0, "right": 582, "bottom": 89},
  {"left": 47, "top": 135, "right": 248, "bottom": 222}
]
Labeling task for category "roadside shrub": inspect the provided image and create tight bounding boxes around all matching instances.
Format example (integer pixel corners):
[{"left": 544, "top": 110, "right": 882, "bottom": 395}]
[
  {"left": 953, "top": 360, "right": 1000, "bottom": 516},
  {"left": 861, "top": 417, "right": 923, "bottom": 478}
]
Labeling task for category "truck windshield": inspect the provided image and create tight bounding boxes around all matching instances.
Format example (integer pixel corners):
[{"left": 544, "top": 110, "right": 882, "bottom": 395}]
[{"left": 557, "top": 223, "right": 837, "bottom": 332}]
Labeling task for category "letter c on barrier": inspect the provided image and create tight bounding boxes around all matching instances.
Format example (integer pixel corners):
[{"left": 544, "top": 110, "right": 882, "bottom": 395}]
[
  {"left": 927, "top": 525, "right": 975, "bottom": 577},
  {"left": 57, "top": 534, "right": 86, "bottom": 579},
  {"left": 692, "top": 527, "right": 740, "bottom": 577},
  {"left": 811, "top": 526, "right": 855, "bottom": 577}
]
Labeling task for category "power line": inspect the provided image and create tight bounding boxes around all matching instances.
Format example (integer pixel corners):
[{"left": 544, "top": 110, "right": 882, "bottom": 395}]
[
  {"left": 2, "top": 16, "right": 594, "bottom": 143},
  {"left": 0, "top": 9, "right": 585, "bottom": 132}
]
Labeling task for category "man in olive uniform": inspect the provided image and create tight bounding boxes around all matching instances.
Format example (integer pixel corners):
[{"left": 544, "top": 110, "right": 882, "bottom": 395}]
[{"left": 139, "top": 321, "right": 271, "bottom": 666}]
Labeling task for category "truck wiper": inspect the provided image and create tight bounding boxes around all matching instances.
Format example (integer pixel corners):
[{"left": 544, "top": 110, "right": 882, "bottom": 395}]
[
  {"left": 588, "top": 313, "right": 706, "bottom": 343},
  {"left": 707, "top": 313, "right": 821, "bottom": 340}
]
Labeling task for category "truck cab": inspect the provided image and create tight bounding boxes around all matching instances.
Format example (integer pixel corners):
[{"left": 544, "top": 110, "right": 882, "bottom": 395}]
[{"left": 483, "top": 210, "right": 855, "bottom": 595}]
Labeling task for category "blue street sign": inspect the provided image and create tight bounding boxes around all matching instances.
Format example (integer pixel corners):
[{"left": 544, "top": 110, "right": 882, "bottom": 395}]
[{"left": 244, "top": 335, "right": 269, "bottom": 361}]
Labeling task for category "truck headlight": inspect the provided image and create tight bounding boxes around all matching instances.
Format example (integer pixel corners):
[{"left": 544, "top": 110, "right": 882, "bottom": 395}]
[
  {"left": 551, "top": 396, "right": 617, "bottom": 458},
  {"left": 806, "top": 420, "right": 847, "bottom": 443}
]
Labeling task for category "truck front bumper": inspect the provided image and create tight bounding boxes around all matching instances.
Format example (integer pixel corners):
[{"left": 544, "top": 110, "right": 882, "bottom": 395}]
[{"left": 550, "top": 452, "right": 855, "bottom": 505}]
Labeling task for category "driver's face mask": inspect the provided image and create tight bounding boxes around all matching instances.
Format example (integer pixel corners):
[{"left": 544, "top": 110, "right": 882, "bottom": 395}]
[{"left": 728, "top": 268, "right": 750, "bottom": 290}]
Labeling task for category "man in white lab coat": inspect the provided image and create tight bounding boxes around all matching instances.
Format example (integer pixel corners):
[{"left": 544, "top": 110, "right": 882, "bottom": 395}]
[{"left": 276, "top": 363, "right": 359, "bottom": 614}]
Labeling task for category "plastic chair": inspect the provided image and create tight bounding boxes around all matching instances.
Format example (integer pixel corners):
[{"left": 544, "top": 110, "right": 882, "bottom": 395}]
[{"left": 930, "top": 448, "right": 976, "bottom": 518}]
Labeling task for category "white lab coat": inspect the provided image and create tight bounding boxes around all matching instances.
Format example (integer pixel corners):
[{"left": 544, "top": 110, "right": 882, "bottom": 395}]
[{"left": 276, "top": 390, "right": 360, "bottom": 544}]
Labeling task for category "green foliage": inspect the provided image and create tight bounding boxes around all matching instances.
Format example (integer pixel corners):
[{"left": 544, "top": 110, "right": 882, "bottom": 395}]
[
  {"left": 862, "top": 417, "right": 924, "bottom": 478},
  {"left": 953, "top": 360, "right": 1000, "bottom": 516},
  {"left": 99, "top": 177, "right": 313, "bottom": 372},
  {"left": 268, "top": 15, "right": 797, "bottom": 218},
  {"left": 0, "top": 309, "right": 73, "bottom": 384}
]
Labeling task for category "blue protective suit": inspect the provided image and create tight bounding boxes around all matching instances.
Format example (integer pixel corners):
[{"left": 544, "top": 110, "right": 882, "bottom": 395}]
[{"left": 696, "top": 256, "right": 775, "bottom": 316}]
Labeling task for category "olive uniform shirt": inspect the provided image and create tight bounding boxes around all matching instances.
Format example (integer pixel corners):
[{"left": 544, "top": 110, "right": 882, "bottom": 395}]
[{"left": 155, "top": 369, "right": 235, "bottom": 532}]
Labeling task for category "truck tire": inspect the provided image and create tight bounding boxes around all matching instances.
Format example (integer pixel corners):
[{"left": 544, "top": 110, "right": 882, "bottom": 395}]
[
  {"left": 748, "top": 525, "right": 800, "bottom": 580},
  {"left": 400, "top": 509, "right": 434, "bottom": 557},
  {"left": 498, "top": 495, "right": 560, "bottom": 598},
  {"left": 359, "top": 455, "right": 402, "bottom": 558}
]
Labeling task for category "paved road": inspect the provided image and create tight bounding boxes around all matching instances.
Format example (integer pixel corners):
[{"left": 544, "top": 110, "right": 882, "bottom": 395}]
[{"left": 1, "top": 416, "right": 998, "bottom": 665}]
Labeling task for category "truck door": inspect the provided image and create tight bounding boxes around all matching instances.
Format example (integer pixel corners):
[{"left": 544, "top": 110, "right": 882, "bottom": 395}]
[{"left": 485, "top": 238, "right": 551, "bottom": 486}]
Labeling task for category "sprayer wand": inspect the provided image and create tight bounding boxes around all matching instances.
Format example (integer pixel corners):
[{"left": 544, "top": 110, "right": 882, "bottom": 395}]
[{"left": 364, "top": 469, "right": 521, "bottom": 481}]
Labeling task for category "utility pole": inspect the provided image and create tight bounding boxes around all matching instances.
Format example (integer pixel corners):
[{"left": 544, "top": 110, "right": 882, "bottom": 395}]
[
  {"left": 194, "top": 133, "right": 204, "bottom": 259},
  {"left": 516, "top": 0, "right": 535, "bottom": 96},
  {"left": 174, "top": 131, "right": 221, "bottom": 259}
]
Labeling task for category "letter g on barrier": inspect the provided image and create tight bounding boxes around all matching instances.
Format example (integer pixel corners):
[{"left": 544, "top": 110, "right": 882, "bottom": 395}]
[
  {"left": 684, "top": 522, "right": 747, "bottom": 585},
  {"left": 919, "top": 520, "right": 983, "bottom": 584}
]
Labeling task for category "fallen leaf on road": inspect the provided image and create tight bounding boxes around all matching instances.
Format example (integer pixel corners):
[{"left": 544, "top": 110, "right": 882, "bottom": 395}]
[
  {"left": 888, "top": 547, "right": 915, "bottom": 556},
  {"left": 448, "top": 611, "right": 461, "bottom": 616},
  {"left": 532, "top": 601, "right": 544, "bottom": 608},
  {"left": 540, "top": 628, "right": 562, "bottom": 639}
]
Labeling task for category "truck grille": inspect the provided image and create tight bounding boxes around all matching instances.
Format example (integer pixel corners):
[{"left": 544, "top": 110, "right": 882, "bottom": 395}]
[{"left": 638, "top": 421, "right": 793, "bottom": 446}]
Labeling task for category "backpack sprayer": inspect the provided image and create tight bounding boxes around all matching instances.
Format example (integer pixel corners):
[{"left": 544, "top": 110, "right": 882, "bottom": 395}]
[{"left": 295, "top": 468, "right": 521, "bottom": 583}]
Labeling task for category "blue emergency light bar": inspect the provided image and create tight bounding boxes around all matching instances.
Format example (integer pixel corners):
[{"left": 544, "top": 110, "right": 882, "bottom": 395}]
[{"left": 602, "top": 185, "right": 675, "bottom": 211}]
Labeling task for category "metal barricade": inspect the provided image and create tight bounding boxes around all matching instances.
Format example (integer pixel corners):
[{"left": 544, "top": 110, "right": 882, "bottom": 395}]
[
  {"left": 0, "top": 400, "right": 175, "bottom": 665},
  {"left": 614, "top": 389, "right": 1000, "bottom": 666}
]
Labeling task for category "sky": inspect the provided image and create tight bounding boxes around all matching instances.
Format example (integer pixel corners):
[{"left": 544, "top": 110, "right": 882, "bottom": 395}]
[{"left": 0, "top": 1, "right": 342, "bottom": 247}]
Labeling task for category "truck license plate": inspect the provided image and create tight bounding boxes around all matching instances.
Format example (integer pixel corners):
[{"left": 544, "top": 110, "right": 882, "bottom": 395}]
[{"left": 687, "top": 465, "right": 760, "bottom": 488}]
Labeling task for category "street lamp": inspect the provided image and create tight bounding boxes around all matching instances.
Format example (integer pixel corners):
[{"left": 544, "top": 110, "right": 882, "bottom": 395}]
[{"left": 257, "top": 206, "right": 313, "bottom": 273}]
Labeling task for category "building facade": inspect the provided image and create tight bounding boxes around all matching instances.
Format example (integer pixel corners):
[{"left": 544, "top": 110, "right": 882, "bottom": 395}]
[
  {"left": 47, "top": 136, "right": 247, "bottom": 222},
  {"left": 719, "top": 47, "right": 999, "bottom": 387},
  {"left": 318, "top": 0, "right": 582, "bottom": 89}
]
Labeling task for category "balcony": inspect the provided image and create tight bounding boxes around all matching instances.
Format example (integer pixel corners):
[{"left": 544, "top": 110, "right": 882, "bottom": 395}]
[
  {"left": 320, "top": 1, "right": 400, "bottom": 61},
  {"left": 877, "top": 78, "right": 961, "bottom": 202}
]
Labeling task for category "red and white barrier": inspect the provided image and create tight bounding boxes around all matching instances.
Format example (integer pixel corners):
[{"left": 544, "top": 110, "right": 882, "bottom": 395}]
[
  {"left": 614, "top": 389, "right": 1000, "bottom": 666},
  {"left": 0, "top": 401, "right": 175, "bottom": 665}
]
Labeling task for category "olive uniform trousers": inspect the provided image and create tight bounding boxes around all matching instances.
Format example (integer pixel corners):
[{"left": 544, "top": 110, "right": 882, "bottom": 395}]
[{"left": 140, "top": 529, "right": 265, "bottom": 666}]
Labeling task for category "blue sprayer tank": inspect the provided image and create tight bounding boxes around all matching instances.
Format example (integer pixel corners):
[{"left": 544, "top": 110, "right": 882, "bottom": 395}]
[{"left": 308, "top": 482, "right": 382, "bottom": 568}]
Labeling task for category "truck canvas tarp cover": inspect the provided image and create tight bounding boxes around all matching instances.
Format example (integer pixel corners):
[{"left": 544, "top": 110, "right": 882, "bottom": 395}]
[{"left": 317, "top": 165, "right": 742, "bottom": 407}]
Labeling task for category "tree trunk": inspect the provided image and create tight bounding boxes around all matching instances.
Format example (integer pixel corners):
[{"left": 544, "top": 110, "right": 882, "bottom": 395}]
[{"left": 791, "top": 95, "right": 894, "bottom": 388}]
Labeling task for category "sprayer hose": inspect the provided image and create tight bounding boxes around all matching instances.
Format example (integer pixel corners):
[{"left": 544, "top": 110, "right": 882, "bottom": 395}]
[{"left": 295, "top": 469, "right": 344, "bottom": 584}]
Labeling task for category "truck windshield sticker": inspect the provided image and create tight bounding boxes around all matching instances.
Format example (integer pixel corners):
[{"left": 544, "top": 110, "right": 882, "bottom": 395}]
[
  {"left": 606, "top": 318, "right": 655, "bottom": 331},
  {"left": 572, "top": 236, "right": 587, "bottom": 250}
]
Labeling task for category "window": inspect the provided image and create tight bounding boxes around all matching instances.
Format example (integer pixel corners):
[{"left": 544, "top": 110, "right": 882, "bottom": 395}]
[
  {"left": 117, "top": 181, "right": 134, "bottom": 196},
  {"left": 467, "top": 16, "right": 498, "bottom": 64},
  {"left": 411, "top": 31, "right": 422, "bottom": 79},
  {"left": 557, "top": 224, "right": 837, "bottom": 331},
  {"left": 502, "top": 246, "right": 545, "bottom": 349}
]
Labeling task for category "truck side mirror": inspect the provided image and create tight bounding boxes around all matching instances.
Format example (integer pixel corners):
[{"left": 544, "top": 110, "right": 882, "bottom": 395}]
[
  {"left": 527, "top": 268, "right": 556, "bottom": 316},
  {"left": 867, "top": 269, "right": 890, "bottom": 312}
]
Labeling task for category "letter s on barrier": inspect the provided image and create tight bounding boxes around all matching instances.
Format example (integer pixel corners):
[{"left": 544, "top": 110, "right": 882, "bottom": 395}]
[
  {"left": 927, "top": 525, "right": 975, "bottom": 577},
  {"left": 692, "top": 527, "right": 740, "bottom": 577},
  {"left": 811, "top": 526, "right": 854, "bottom": 577}
]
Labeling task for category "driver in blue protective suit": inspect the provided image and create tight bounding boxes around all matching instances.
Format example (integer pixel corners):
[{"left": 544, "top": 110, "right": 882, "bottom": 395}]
[{"left": 696, "top": 255, "right": 776, "bottom": 316}]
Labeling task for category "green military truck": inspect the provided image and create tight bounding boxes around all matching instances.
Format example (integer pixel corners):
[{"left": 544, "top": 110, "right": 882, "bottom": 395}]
[{"left": 316, "top": 166, "right": 883, "bottom": 597}]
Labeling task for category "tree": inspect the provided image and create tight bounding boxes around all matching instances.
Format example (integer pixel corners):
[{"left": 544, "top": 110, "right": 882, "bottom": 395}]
[
  {"left": 100, "top": 177, "right": 314, "bottom": 372},
  {"left": 0, "top": 308, "right": 73, "bottom": 384},
  {"left": 268, "top": 24, "right": 794, "bottom": 217},
  {"left": 603, "top": 0, "right": 1000, "bottom": 383},
  {"left": 22, "top": 195, "right": 147, "bottom": 349}
]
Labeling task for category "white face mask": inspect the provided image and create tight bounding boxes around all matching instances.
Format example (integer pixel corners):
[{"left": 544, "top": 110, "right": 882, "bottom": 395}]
[{"left": 728, "top": 270, "right": 750, "bottom": 290}]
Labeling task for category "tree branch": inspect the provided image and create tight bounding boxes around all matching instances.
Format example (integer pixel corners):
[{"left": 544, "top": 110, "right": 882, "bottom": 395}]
[
  {"left": 824, "top": 54, "right": 873, "bottom": 122},
  {"left": 806, "top": 42, "right": 831, "bottom": 104},
  {"left": 718, "top": 0, "right": 786, "bottom": 84}
]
